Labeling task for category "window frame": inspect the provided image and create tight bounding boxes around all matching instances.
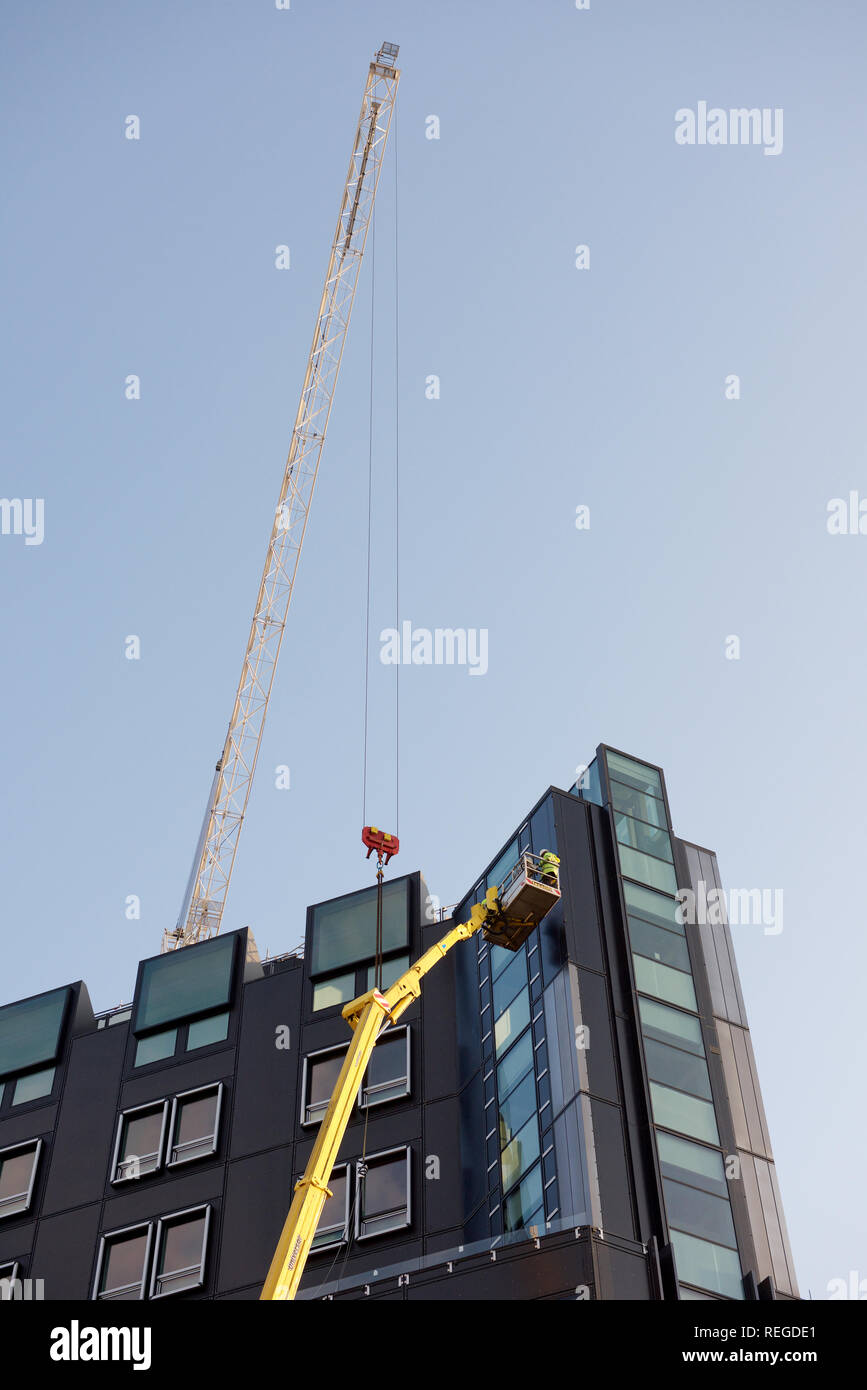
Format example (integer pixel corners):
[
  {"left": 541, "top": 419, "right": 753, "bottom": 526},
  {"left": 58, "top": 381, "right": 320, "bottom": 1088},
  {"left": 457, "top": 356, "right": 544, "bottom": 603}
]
[
  {"left": 355, "top": 1146, "right": 411, "bottom": 1242},
  {"left": 93, "top": 1221, "right": 153, "bottom": 1301},
  {"left": 309, "top": 1163, "right": 350, "bottom": 1251},
  {"left": 358, "top": 1026, "right": 410, "bottom": 1110},
  {"left": 149, "top": 1204, "right": 211, "bottom": 1300},
  {"left": 0, "top": 1138, "right": 41, "bottom": 1220},
  {"left": 166, "top": 1084, "right": 223, "bottom": 1169},
  {"left": 111, "top": 1100, "right": 170, "bottom": 1185},
  {"left": 301, "top": 1043, "right": 349, "bottom": 1128}
]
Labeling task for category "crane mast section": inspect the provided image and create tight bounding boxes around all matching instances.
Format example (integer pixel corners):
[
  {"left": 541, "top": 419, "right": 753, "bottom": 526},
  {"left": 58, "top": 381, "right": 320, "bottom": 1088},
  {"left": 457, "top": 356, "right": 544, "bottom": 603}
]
[{"left": 166, "top": 51, "right": 400, "bottom": 951}]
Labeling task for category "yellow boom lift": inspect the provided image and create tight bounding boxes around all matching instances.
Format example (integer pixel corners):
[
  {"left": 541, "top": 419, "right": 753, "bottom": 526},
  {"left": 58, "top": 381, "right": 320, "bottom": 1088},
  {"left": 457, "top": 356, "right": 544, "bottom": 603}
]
[{"left": 260, "top": 851, "right": 561, "bottom": 1300}]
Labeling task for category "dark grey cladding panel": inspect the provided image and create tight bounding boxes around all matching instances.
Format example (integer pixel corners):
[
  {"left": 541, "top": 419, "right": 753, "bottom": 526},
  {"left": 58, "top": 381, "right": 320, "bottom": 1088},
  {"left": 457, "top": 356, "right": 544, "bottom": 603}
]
[
  {"left": 230, "top": 972, "right": 302, "bottom": 1159},
  {"left": 32, "top": 1204, "right": 103, "bottom": 1301},
  {"left": 122, "top": 1049, "right": 235, "bottom": 1113},
  {"left": 0, "top": 1103, "right": 58, "bottom": 1151},
  {"left": 0, "top": 1219, "right": 35, "bottom": 1264},
  {"left": 102, "top": 1162, "right": 224, "bottom": 1232},
  {"left": 421, "top": 922, "right": 458, "bottom": 1101},
  {"left": 574, "top": 967, "right": 618, "bottom": 1104},
  {"left": 594, "top": 1241, "right": 654, "bottom": 1300},
  {"left": 43, "top": 1026, "right": 126, "bottom": 1215},
  {"left": 422, "top": 1098, "right": 464, "bottom": 1234},
  {"left": 590, "top": 1098, "right": 636, "bottom": 1241},
  {"left": 544, "top": 969, "right": 580, "bottom": 1117},
  {"left": 755, "top": 1155, "right": 798, "bottom": 1296},
  {"left": 294, "top": 1107, "right": 421, "bottom": 1172},
  {"left": 674, "top": 838, "right": 747, "bottom": 1028},
  {"left": 555, "top": 794, "right": 605, "bottom": 973},
  {"left": 218, "top": 1148, "right": 292, "bottom": 1294},
  {"left": 552, "top": 1098, "right": 591, "bottom": 1228},
  {"left": 768, "top": 1162, "right": 799, "bottom": 1296}
]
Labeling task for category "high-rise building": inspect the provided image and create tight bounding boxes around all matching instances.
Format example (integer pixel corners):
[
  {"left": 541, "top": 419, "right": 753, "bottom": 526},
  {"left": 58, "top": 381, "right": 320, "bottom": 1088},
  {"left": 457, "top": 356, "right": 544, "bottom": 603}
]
[{"left": 0, "top": 746, "right": 797, "bottom": 1302}]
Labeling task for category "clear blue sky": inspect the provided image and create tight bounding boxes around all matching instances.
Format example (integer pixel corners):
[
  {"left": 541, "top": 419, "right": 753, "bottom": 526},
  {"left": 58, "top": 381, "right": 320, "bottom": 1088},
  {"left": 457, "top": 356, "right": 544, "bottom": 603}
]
[{"left": 1, "top": 0, "right": 865, "bottom": 1301}]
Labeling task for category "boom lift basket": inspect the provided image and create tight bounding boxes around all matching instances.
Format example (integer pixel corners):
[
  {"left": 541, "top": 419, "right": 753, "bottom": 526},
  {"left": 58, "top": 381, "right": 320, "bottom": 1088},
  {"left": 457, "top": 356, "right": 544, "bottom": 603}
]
[{"left": 482, "top": 851, "right": 561, "bottom": 952}]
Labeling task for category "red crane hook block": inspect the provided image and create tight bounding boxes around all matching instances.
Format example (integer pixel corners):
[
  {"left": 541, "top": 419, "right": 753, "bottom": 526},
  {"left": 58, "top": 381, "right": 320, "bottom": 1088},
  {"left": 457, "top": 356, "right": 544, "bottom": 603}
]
[{"left": 362, "top": 826, "right": 399, "bottom": 865}]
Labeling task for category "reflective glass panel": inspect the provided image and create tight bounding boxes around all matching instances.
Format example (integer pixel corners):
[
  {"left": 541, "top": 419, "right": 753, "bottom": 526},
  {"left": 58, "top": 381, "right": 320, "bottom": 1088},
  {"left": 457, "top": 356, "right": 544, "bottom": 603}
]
[
  {"left": 638, "top": 997, "right": 704, "bottom": 1056},
  {"left": 0, "top": 988, "right": 68, "bottom": 1077},
  {"left": 629, "top": 918, "right": 691, "bottom": 972},
  {"left": 498, "top": 1070, "right": 536, "bottom": 1148},
  {"left": 502, "top": 1163, "right": 544, "bottom": 1233},
  {"left": 501, "top": 1115, "right": 540, "bottom": 1193},
  {"left": 650, "top": 1082, "right": 719, "bottom": 1144},
  {"left": 497, "top": 1030, "right": 533, "bottom": 1101},
  {"left": 310, "top": 879, "right": 409, "bottom": 976},
  {"left": 311, "top": 1167, "right": 347, "bottom": 1249},
  {"left": 186, "top": 1012, "right": 229, "bottom": 1050},
  {"left": 0, "top": 1146, "right": 36, "bottom": 1216},
  {"left": 493, "top": 951, "right": 527, "bottom": 1018},
  {"left": 610, "top": 780, "right": 667, "bottom": 828},
  {"left": 12, "top": 1066, "right": 55, "bottom": 1105},
  {"left": 633, "top": 955, "right": 698, "bottom": 1011},
  {"left": 606, "top": 752, "right": 663, "bottom": 798},
  {"left": 136, "top": 936, "right": 234, "bottom": 1033},
  {"left": 366, "top": 954, "right": 410, "bottom": 991},
  {"left": 362, "top": 1030, "right": 408, "bottom": 1106},
  {"left": 494, "top": 988, "right": 530, "bottom": 1057},
  {"left": 134, "top": 1028, "right": 177, "bottom": 1067},
  {"left": 306, "top": 1049, "right": 346, "bottom": 1122},
  {"left": 312, "top": 971, "right": 356, "bottom": 1012},
  {"left": 664, "top": 1178, "right": 738, "bottom": 1248},
  {"left": 618, "top": 845, "right": 678, "bottom": 894},
  {"left": 670, "top": 1229, "right": 743, "bottom": 1300},
  {"left": 360, "top": 1152, "right": 408, "bottom": 1236},
  {"left": 623, "top": 881, "right": 684, "bottom": 933},
  {"left": 487, "top": 840, "right": 519, "bottom": 894},
  {"left": 645, "top": 1038, "right": 712, "bottom": 1100},
  {"left": 615, "top": 813, "right": 673, "bottom": 863},
  {"left": 657, "top": 1132, "right": 728, "bottom": 1198}
]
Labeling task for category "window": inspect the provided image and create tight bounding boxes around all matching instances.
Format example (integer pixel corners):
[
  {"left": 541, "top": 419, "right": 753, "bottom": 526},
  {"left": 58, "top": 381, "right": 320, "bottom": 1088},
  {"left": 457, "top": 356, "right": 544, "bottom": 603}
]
[
  {"left": 618, "top": 845, "right": 678, "bottom": 895},
  {"left": 134, "top": 1028, "right": 177, "bottom": 1067},
  {"left": 605, "top": 751, "right": 663, "bottom": 799},
  {"left": 310, "top": 1165, "right": 349, "bottom": 1251},
  {"left": 644, "top": 1038, "right": 712, "bottom": 1100},
  {"left": 494, "top": 988, "right": 530, "bottom": 1057},
  {"left": 633, "top": 954, "right": 698, "bottom": 1011},
  {"left": 356, "top": 1148, "right": 410, "bottom": 1240},
  {"left": 664, "top": 1178, "right": 738, "bottom": 1249},
  {"left": 11, "top": 1066, "right": 55, "bottom": 1105},
  {"left": 186, "top": 1012, "right": 229, "bottom": 1051},
  {"left": 0, "top": 1140, "right": 40, "bottom": 1219},
  {"left": 365, "top": 954, "right": 410, "bottom": 991},
  {"left": 168, "top": 1086, "right": 222, "bottom": 1166},
  {"left": 360, "top": 1028, "right": 409, "bottom": 1108},
  {"left": 670, "top": 1229, "right": 743, "bottom": 1300},
  {"left": 0, "top": 987, "right": 69, "bottom": 1077},
  {"left": 486, "top": 839, "right": 519, "bottom": 895},
  {"left": 0, "top": 1262, "right": 20, "bottom": 1297},
  {"left": 150, "top": 1206, "right": 210, "bottom": 1298},
  {"left": 501, "top": 1114, "right": 540, "bottom": 1193},
  {"left": 302, "top": 1045, "right": 348, "bottom": 1127},
  {"left": 629, "top": 917, "right": 691, "bottom": 972},
  {"left": 615, "top": 812, "right": 673, "bottom": 863},
  {"left": 610, "top": 779, "right": 667, "bottom": 828},
  {"left": 638, "top": 997, "right": 704, "bottom": 1056},
  {"left": 497, "top": 1029, "right": 533, "bottom": 1101},
  {"left": 623, "top": 880, "right": 684, "bottom": 932},
  {"left": 112, "top": 1102, "right": 168, "bottom": 1183},
  {"left": 650, "top": 1081, "right": 720, "bottom": 1145},
  {"left": 502, "top": 1163, "right": 544, "bottom": 1233},
  {"left": 498, "top": 1069, "right": 536, "bottom": 1147},
  {"left": 310, "top": 879, "right": 409, "bottom": 977},
  {"left": 312, "top": 971, "right": 356, "bottom": 1013},
  {"left": 657, "top": 1132, "right": 729, "bottom": 1199},
  {"left": 135, "top": 936, "right": 235, "bottom": 1034},
  {"left": 95, "top": 1225, "right": 152, "bottom": 1300},
  {"left": 492, "top": 951, "right": 527, "bottom": 1019}
]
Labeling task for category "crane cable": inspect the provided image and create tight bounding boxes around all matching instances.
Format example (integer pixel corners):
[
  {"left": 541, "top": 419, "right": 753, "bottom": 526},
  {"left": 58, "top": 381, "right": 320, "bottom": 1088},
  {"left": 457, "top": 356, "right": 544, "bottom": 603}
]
[{"left": 360, "top": 116, "right": 400, "bottom": 991}]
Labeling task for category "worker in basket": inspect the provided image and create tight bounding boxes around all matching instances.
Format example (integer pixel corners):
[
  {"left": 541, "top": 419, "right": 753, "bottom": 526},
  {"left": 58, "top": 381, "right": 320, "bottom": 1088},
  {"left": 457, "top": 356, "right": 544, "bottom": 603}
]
[{"left": 539, "top": 850, "right": 560, "bottom": 886}]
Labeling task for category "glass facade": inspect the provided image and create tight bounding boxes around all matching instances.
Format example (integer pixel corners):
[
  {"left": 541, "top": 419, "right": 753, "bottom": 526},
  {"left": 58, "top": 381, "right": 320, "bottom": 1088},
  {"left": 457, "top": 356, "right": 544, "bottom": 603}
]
[
  {"left": 0, "top": 987, "right": 69, "bottom": 1078},
  {"left": 601, "top": 748, "right": 744, "bottom": 1301},
  {"left": 135, "top": 936, "right": 235, "bottom": 1034},
  {"left": 310, "top": 879, "right": 409, "bottom": 977}
]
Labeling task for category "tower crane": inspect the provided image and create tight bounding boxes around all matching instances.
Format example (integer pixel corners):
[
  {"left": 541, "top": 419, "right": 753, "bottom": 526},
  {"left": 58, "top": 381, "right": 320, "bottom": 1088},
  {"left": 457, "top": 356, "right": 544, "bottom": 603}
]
[{"left": 163, "top": 42, "right": 401, "bottom": 952}]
